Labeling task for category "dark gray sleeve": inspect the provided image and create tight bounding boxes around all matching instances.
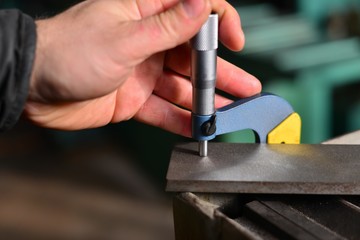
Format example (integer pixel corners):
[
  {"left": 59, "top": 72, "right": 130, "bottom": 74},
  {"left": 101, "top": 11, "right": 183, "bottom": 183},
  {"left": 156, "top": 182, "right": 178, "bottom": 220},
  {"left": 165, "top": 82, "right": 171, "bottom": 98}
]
[{"left": 0, "top": 9, "right": 36, "bottom": 131}]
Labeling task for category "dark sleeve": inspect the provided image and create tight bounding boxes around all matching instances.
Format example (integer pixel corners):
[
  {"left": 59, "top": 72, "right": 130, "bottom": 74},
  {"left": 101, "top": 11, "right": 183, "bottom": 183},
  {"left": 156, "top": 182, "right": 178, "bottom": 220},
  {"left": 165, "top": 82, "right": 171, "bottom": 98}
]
[{"left": 0, "top": 9, "right": 36, "bottom": 131}]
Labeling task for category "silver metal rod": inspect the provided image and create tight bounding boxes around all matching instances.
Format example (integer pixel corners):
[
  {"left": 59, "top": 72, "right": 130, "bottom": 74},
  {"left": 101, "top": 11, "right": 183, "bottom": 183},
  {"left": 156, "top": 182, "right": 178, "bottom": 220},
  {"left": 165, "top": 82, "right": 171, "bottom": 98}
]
[{"left": 199, "top": 140, "right": 208, "bottom": 157}]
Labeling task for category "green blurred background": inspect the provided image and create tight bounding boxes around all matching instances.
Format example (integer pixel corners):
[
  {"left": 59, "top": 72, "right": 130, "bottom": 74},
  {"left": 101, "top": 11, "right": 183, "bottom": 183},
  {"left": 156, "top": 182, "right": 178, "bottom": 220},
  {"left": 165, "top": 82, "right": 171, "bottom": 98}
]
[
  {"left": 223, "top": 0, "right": 360, "bottom": 144},
  {"left": 0, "top": 1, "right": 360, "bottom": 239}
]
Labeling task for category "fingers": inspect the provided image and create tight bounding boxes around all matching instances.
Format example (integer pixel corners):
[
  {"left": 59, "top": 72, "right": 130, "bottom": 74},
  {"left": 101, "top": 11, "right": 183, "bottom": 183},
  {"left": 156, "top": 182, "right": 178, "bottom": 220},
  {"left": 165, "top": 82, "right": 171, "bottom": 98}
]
[
  {"left": 165, "top": 47, "right": 262, "bottom": 98},
  {"left": 125, "top": 0, "right": 211, "bottom": 60},
  {"left": 131, "top": 0, "right": 179, "bottom": 18},
  {"left": 134, "top": 94, "right": 192, "bottom": 137},
  {"left": 211, "top": 0, "right": 245, "bottom": 51},
  {"left": 133, "top": 0, "right": 244, "bottom": 52},
  {"left": 164, "top": 43, "right": 191, "bottom": 77},
  {"left": 138, "top": 62, "right": 257, "bottom": 137},
  {"left": 125, "top": 0, "right": 244, "bottom": 62},
  {"left": 215, "top": 58, "right": 262, "bottom": 97}
]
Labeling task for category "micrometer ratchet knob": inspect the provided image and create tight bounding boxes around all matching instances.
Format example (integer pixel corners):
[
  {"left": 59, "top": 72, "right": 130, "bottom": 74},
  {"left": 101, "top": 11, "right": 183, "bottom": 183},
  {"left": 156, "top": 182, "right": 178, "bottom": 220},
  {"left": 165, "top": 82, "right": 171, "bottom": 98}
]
[{"left": 191, "top": 14, "right": 218, "bottom": 116}]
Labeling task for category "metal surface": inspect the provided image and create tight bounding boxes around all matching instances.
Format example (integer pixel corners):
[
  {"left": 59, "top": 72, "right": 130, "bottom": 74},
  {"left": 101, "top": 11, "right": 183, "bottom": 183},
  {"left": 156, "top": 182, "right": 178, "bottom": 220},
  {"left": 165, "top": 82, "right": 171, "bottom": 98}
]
[{"left": 166, "top": 142, "right": 360, "bottom": 194}]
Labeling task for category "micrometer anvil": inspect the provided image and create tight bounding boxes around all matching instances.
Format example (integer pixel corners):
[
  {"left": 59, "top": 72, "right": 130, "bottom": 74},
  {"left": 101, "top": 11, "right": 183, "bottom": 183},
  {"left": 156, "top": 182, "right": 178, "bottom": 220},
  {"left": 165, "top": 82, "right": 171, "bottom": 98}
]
[{"left": 191, "top": 14, "right": 301, "bottom": 156}]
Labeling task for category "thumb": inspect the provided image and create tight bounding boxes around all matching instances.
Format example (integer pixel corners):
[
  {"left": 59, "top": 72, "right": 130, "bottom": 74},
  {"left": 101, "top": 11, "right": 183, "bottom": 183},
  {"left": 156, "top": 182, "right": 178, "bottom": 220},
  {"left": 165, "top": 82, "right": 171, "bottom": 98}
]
[{"left": 125, "top": 0, "right": 211, "bottom": 59}]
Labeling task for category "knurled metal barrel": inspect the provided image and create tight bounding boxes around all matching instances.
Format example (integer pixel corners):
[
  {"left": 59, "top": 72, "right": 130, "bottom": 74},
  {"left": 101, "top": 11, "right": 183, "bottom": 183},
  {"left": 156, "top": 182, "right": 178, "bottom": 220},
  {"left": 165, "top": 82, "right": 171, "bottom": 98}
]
[{"left": 191, "top": 14, "right": 218, "bottom": 116}]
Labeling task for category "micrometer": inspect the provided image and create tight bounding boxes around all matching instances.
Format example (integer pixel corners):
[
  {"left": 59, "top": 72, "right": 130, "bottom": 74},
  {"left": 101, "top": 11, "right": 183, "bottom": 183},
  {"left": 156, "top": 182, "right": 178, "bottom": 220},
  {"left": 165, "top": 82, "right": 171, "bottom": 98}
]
[{"left": 191, "top": 14, "right": 301, "bottom": 156}]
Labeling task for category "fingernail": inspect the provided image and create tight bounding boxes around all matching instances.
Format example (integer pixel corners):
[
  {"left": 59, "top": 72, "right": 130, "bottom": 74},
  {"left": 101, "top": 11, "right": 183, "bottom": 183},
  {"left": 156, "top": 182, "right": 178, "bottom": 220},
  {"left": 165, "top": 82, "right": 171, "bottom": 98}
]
[
  {"left": 252, "top": 78, "right": 262, "bottom": 93},
  {"left": 182, "top": 0, "right": 206, "bottom": 18}
]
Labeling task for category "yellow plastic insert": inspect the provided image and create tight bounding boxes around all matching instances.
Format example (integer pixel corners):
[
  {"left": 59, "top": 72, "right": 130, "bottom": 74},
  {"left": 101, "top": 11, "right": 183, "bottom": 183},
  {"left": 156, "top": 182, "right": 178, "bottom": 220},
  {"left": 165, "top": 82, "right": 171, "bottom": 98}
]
[{"left": 267, "top": 112, "right": 301, "bottom": 144}]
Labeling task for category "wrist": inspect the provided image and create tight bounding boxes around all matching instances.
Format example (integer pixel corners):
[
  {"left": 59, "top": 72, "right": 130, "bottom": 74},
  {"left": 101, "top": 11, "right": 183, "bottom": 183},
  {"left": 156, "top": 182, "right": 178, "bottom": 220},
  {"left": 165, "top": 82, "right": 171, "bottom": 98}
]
[{"left": 29, "top": 19, "right": 50, "bottom": 103}]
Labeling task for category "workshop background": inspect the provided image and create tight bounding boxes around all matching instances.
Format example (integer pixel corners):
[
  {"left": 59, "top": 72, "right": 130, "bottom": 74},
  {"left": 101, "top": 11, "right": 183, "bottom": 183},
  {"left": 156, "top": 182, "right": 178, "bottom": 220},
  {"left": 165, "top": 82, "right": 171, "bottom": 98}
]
[{"left": 0, "top": 0, "right": 360, "bottom": 239}]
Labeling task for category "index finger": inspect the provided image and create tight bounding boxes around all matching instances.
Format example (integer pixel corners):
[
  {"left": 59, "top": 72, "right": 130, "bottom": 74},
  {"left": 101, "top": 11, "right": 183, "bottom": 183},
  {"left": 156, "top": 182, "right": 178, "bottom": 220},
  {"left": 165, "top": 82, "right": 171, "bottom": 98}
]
[{"left": 216, "top": 57, "right": 262, "bottom": 98}]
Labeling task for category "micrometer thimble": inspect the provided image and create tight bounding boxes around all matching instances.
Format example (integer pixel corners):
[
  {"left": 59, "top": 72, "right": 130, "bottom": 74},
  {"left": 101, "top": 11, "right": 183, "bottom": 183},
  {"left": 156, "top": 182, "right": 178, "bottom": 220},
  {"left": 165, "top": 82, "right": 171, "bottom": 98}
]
[{"left": 191, "top": 13, "right": 218, "bottom": 116}]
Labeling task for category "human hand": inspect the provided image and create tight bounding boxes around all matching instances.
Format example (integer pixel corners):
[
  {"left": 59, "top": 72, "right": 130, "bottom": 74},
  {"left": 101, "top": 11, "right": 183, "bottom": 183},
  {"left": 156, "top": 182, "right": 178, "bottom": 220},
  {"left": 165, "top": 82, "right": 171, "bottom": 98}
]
[{"left": 26, "top": 0, "right": 261, "bottom": 137}]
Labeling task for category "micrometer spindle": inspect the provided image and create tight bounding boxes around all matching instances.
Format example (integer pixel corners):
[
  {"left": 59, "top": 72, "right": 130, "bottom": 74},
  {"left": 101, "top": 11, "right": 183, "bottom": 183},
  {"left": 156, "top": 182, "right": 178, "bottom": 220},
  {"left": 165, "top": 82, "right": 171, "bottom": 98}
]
[{"left": 191, "top": 14, "right": 218, "bottom": 156}]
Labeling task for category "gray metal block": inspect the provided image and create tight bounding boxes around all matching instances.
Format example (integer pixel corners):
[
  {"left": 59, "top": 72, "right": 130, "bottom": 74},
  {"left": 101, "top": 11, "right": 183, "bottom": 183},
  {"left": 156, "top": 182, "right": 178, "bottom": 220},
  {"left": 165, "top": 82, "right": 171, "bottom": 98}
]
[{"left": 167, "top": 143, "right": 360, "bottom": 194}]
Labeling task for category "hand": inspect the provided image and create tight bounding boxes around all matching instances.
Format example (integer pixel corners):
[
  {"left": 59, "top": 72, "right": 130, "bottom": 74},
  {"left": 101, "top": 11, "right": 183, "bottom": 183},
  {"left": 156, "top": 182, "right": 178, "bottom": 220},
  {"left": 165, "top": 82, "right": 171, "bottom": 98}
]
[{"left": 25, "top": 0, "right": 261, "bottom": 137}]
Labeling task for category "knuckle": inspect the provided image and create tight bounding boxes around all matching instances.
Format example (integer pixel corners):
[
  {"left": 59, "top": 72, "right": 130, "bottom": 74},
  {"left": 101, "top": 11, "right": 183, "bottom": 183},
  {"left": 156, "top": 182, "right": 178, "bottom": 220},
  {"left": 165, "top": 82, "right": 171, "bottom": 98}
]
[{"left": 157, "top": 13, "right": 181, "bottom": 47}]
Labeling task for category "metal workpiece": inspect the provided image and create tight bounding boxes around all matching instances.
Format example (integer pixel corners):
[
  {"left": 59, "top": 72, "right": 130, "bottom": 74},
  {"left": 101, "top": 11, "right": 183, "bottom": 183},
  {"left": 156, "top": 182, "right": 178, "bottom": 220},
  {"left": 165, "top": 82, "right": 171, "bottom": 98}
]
[{"left": 166, "top": 142, "right": 360, "bottom": 194}]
